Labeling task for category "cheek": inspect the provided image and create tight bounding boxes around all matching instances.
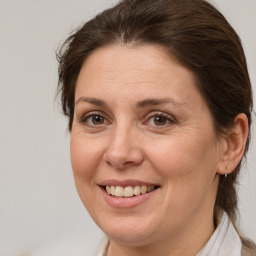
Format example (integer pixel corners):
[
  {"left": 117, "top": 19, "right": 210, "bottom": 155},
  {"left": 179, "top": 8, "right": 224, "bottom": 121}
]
[
  {"left": 70, "top": 133, "right": 107, "bottom": 216},
  {"left": 146, "top": 133, "right": 219, "bottom": 194},
  {"left": 147, "top": 136, "right": 213, "bottom": 173},
  {"left": 70, "top": 133, "right": 104, "bottom": 184},
  {"left": 145, "top": 135, "right": 219, "bottom": 224}
]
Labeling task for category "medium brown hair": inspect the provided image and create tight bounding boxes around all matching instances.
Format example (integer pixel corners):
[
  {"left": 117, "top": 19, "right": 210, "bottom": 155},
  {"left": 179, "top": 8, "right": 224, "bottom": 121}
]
[{"left": 57, "top": 0, "right": 255, "bottom": 252}]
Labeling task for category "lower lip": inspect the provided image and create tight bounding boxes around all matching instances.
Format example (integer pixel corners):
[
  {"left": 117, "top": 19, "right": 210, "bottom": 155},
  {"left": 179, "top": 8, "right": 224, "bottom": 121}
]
[{"left": 101, "top": 187, "right": 155, "bottom": 209}]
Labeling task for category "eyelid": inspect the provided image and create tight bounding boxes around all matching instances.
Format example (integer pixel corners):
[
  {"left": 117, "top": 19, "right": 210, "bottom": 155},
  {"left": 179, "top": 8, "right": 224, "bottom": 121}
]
[
  {"left": 144, "top": 111, "right": 176, "bottom": 122},
  {"left": 143, "top": 111, "right": 178, "bottom": 129},
  {"left": 78, "top": 111, "right": 110, "bottom": 125}
]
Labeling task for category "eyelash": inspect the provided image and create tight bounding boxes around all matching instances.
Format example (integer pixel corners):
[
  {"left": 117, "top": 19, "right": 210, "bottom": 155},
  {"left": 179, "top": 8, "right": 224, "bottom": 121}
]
[
  {"left": 144, "top": 111, "right": 176, "bottom": 127},
  {"left": 79, "top": 111, "right": 109, "bottom": 127},
  {"left": 78, "top": 111, "right": 176, "bottom": 128}
]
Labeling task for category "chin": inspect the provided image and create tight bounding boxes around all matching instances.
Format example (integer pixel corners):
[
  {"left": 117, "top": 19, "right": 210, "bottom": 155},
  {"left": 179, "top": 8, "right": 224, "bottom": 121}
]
[{"left": 97, "top": 216, "right": 160, "bottom": 246}]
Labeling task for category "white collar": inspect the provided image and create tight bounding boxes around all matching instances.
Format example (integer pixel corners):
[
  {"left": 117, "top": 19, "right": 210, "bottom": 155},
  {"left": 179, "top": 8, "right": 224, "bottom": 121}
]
[{"left": 196, "top": 211, "right": 241, "bottom": 256}]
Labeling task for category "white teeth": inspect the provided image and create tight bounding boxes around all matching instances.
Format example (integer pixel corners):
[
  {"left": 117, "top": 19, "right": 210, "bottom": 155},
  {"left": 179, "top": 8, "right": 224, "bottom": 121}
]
[
  {"left": 124, "top": 186, "right": 133, "bottom": 197},
  {"left": 105, "top": 185, "right": 157, "bottom": 197},
  {"left": 115, "top": 186, "right": 124, "bottom": 197},
  {"left": 106, "top": 185, "right": 111, "bottom": 194},
  {"left": 111, "top": 186, "right": 116, "bottom": 196},
  {"left": 141, "top": 185, "right": 147, "bottom": 194},
  {"left": 133, "top": 185, "right": 141, "bottom": 196}
]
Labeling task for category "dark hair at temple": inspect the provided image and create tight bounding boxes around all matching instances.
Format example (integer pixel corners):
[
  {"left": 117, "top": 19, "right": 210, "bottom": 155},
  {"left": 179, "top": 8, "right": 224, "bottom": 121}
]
[{"left": 57, "top": 0, "right": 255, "bottom": 253}]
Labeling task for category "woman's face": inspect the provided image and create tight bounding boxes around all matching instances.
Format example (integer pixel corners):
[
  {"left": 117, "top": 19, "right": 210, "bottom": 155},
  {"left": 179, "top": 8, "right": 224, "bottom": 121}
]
[{"left": 71, "top": 45, "right": 224, "bottom": 247}]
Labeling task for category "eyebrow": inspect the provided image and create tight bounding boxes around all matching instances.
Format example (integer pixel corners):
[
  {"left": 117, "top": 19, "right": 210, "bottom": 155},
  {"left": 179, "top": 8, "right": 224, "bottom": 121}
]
[
  {"left": 75, "top": 96, "right": 186, "bottom": 108},
  {"left": 75, "top": 97, "right": 107, "bottom": 107},
  {"left": 136, "top": 98, "right": 186, "bottom": 108}
]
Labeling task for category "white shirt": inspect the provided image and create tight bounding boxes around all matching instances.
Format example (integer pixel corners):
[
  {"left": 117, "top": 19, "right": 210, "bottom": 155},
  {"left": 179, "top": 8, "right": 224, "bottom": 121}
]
[{"left": 196, "top": 211, "right": 241, "bottom": 256}]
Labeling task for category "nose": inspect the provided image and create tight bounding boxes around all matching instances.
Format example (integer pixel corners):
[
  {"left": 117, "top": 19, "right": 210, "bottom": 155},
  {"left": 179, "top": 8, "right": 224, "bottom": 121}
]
[{"left": 103, "top": 125, "right": 144, "bottom": 170}]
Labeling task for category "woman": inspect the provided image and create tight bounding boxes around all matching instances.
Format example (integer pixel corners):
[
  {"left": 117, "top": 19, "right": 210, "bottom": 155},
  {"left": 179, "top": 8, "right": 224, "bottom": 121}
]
[{"left": 57, "top": 0, "right": 256, "bottom": 255}]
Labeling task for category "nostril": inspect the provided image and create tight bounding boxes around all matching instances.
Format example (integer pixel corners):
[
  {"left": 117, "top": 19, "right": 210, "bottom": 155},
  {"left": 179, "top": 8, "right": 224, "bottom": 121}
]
[
  {"left": 103, "top": 138, "right": 144, "bottom": 169},
  {"left": 104, "top": 158, "right": 136, "bottom": 170}
]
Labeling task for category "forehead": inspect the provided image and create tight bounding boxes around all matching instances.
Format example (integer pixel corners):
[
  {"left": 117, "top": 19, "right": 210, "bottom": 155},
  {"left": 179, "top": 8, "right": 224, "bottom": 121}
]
[
  {"left": 81, "top": 44, "right": 176, "bottom": 71},
  {"left": 76, "top": 44, "right": 198, "bottom": 98}
]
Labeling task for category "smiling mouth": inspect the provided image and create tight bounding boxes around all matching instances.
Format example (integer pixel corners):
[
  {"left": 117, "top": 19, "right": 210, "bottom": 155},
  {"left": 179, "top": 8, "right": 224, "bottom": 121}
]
[{"left": 102, "top": 185, "right": 160, "bottom": 198}]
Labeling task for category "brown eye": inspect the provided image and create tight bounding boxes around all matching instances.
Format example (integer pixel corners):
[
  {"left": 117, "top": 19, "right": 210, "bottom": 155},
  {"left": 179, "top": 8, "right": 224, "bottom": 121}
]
[
  {"left": 91, "top": 115, "right": 105, "bottom": 125},
  {"left": 146, "top": 112, "right": 174, "bottom": 128},
  {"left": 153, "top": 116, "right": 167, "bottom": 126}
]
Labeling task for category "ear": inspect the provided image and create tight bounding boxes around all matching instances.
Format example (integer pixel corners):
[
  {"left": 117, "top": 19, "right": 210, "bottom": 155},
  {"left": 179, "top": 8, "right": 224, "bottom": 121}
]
[{"left": 217, "top": 113, "right": 249, "bottom": 176}]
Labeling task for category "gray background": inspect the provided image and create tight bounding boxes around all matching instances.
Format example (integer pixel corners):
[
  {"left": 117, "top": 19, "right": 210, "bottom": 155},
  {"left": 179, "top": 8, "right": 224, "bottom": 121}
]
[{"left": 0, "top": 0, "right": 255, "bottom": 255}]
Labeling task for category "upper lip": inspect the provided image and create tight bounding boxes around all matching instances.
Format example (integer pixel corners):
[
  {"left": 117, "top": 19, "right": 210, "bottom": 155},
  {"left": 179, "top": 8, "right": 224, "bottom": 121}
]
[{"left": 98, "top": 179, "right": 161, "bottom": 187}]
